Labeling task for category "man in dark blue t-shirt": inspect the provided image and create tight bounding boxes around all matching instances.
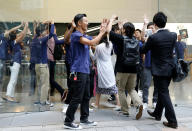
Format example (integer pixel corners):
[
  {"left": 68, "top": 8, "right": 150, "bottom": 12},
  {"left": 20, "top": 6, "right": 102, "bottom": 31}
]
[
  {"left": 64, "top": 14, "right": 107, "bottom": 130},
  {"left": 175, "top": 35, "right": 187, "bottom": 59}
]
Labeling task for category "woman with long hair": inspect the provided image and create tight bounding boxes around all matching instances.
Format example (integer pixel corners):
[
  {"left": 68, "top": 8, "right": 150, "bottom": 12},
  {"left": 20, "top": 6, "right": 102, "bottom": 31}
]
[{"left": 90, "top": 35, "right": 120, "bottom": 110}]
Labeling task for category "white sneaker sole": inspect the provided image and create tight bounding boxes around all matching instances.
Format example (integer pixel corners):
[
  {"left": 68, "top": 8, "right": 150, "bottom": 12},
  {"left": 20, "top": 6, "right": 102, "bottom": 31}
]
[
  {"left": 64, "top": 125, "right": 83, "bottom": 130},
  {"left": 80, "top": 122, "right": 97, "bottom": 126}
]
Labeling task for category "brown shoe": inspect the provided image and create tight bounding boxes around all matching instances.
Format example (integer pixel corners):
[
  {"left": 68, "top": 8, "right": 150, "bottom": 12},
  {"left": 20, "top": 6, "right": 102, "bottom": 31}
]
[
  {"left": 147, "top": 110, "right": 161, "bottom": 121},
  {"left": 3, "top": 96, "right": 18, "bottom": 103},
  {"left": 136, "top": 105, "right": 143, "bottom": 120},
  {"left": 163, "top": 121, "right": 178, "bottom": 129}
]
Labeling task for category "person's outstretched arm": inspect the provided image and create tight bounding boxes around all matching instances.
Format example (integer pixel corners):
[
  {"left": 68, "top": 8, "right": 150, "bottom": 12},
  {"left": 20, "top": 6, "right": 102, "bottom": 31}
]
[
  {"left": 80, "top": 19, "right": 108, "bottom": 46},
  {"left": 4, "top": 23, "right": 24, "bottom": 38},
  {"left": 64, "top": 20, "right": 76, "bottom": 44},
  {"left": 16, "top": 22, "right": 28, "bottom": 43}
]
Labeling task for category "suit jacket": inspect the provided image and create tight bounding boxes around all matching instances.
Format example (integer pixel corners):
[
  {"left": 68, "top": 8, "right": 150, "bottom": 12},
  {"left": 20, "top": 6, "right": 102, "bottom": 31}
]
[{"left": 140, "top": 29, "right": 177, "bottom": 76}]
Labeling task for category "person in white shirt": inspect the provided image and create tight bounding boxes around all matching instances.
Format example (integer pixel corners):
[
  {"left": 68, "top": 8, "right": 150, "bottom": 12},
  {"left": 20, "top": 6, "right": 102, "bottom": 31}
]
[{"left": 90, "top": 36, "right": 120, "bottom": 110}]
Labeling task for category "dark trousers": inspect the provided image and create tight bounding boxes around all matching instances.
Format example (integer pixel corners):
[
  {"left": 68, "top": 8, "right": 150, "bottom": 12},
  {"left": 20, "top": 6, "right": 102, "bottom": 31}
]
[
  {"left": 65, "top": 72, "right": 90, "bottom": 123},
  {"left": 142, "top": 67, "right": 158, "bottom": 103},
  {"left": 29, "top": 63, "right": 36, "bottom": 95},
  {"left": 135, "top": 64, "right": 143, "bottom": 92},
  {"left": 48, "top": 61, "right": 64, "bottom": 96},
  {"left": 64, "top": 61, "right": 72, "bottom": 104},
  {"left": 153, "top": 75, "right": 177, "bottom": 124}
]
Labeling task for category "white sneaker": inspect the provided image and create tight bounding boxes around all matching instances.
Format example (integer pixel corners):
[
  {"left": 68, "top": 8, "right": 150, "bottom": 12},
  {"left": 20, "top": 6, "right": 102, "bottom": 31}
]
[
  {"left": 89, "top": 108, "right": 93, "bottom": 112},
  {"left": 62, "top": 104, "right": 69, "bottom": 114},
  {"left": 153, "top": 102, "right": 157, "bottom": 108},
  {"left": 45, "top": 100, "right": 54, "bottom": 107},
  {"left": 113, "top": 105, "right": 121, "bottom": 111},
  {"left": 64, "top": 122, "right": 83, "bottom": 130},
  {"left": 80, "top": 120, "right": 97, "bottom": 126},
  {"left": 138, "top": 90, "right": 143, "bottom": 97},
  {"left": 49, "top": 103, "right": 54, "bottom": 107},
  {"left": 91, "top": 103, "right": 98, "bottom": 109},
  {"left": 102, "top": 102, "right": 116, "bottom": 108},
  {"left": 45, "top": 100, "right": 50, "bottom": 105},
  {"left": 143, "top": 103, "right": 148, "bottom": 110}
]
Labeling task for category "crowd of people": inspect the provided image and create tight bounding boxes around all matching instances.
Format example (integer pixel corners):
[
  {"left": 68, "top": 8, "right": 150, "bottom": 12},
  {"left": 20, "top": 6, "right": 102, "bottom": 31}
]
[{"left": 0, "top": 11, "right": 188, "bottom": 130}]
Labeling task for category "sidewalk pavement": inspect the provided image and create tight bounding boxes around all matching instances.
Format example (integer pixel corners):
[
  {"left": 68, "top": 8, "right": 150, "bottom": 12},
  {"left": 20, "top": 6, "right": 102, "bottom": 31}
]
[{"left": 0, "top": 103, "right": 192, "bottom": 131}]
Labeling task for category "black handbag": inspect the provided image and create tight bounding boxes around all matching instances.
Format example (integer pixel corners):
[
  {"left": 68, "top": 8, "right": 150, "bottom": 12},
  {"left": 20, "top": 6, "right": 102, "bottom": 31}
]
[{"left": 172, "top": 59, "right": 192, "bottom": 82}]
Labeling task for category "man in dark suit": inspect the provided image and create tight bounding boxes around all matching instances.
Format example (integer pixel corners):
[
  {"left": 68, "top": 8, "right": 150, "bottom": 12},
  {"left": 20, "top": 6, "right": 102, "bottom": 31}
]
[{"left": 140, "top": 12, "right": 178, "bottom": 129}]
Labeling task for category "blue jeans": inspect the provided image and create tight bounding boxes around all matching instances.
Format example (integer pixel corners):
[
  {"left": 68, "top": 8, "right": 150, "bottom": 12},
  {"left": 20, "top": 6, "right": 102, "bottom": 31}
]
[{"left": 142, "top": 67, "right": 158, "bottom": 103}]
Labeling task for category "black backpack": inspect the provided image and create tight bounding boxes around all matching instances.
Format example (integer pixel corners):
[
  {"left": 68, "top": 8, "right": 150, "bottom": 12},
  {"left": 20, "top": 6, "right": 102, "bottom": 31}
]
[
  {"left": 48, "top": 44, "right": 63, "bottom": 60},
  {"left": 122, "top": 36, "right": 140, "bottom": 66}
]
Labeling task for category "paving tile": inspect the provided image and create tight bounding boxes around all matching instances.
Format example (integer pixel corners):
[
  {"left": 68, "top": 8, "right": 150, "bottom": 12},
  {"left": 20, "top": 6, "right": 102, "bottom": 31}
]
[
  {"left": 162, "top": 127, "right": 191, "bottom": 131},
  {"left": 136, "top": 124, "right": 161, "bottom": 131},
  {"left": 0, "top": 113, "right": 15, "bottom": 118},
  {"left": 0, "top": 117, "right": 14, "bottom": 128},
  {"left": 0, "top": 127, "right": 21, "bottom": 131},
  {"left": 96, "top": 126, "right": 138, "bottom": 131}
]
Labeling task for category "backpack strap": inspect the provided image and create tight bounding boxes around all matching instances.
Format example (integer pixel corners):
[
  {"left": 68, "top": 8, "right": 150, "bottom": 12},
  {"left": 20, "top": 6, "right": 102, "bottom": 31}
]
[{"left": 47, "top": 45, "right": 54, "bottom": 55}]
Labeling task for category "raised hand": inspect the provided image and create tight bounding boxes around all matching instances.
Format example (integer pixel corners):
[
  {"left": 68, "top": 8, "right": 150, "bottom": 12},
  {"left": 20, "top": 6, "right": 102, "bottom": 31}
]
[
  {"left": 25, "top": 22, "right": 29, "bottom": 27},
  {"left": 20, "top": 21, "right": 25, "bottom": 27},
  {"left": 110, "top": 14, "right": 118, "bottom": 21},
  {"left": 72, "top": 20, "right": 76, "bottom": 28},
  {"left": 144, "top": 15, "right": 149, "bottom": 25},
  {"left": 100, "top": 18, "right": 108, "bottom": 34}
]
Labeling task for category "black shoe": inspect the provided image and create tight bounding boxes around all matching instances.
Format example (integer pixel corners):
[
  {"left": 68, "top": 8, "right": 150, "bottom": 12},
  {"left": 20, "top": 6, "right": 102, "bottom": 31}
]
[
  {"left": 80, "top": 120, "right": 97, "bottom": 126},
  {"left": 147, "top": 110, "right": 161, "bottom": 121},
  {"left": 163, "top": 121, "right": 178, "bottom": 129},
  {"left": 122, "top": 112, "right": 130, "bottom": 117},
  {"left": 64, "top": 122, "right": 82, "bottom": 130}
]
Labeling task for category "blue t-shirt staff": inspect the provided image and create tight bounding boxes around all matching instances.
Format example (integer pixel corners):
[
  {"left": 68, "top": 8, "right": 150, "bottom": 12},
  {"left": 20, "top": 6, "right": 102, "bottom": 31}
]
[
  {"left": 32, "top": 24, "right": 54, "bottom": 64},
  {"left": 33, "top": 21, "right": 55, "bottom": 105},
  {"left": 0, "top": 33, "right": 9, "bottom": 88},
  {"left": 70, "top": 31, "right": 92, "bottom": 74},
  {"left": 0, "top": 34, "right": 9, "bottom": 60},
  {"left": 0, "top": 23, "right": 24, "bottom": 104},
  {"left": 0, "top": 23, "right": 24, "bottom": 86},
  {"left": 5, "top": 22, "right": 28, "bottom": 102},
  {"left": 64, "top": 14, "right": 107, "bottom": 130}
]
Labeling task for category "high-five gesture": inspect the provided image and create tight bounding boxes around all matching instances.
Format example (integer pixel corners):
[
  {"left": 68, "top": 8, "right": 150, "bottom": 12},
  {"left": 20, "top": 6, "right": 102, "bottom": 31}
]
[
  {"left": 107, "top": 14, "right": 118, "bottom": 33},
  {"left": 100, "top": 18, "right": 108, "bottom": 35}
]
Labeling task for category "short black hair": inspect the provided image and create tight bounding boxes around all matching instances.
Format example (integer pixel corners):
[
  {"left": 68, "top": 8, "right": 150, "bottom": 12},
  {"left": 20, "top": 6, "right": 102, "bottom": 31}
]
[
  {"left": 153, "top": 12, "right": 167, "bottom": 28},
  {"left": 147, "top": 22, "right": 154, "bottom": 29},
  {"left": 9, "top": 31, "right": 17, "bottom": 41},
  {"left": 36, "top": 26, "right": 43, "bottom": 37},
  {"left": 74, "top": 14, "right": 87, "bottom": 26},
  {"left": 112, "top": 23, "right": 119, "bottom": 32},
  {"left": 123, "top": 22, "right": 135, "bottom": 38},
  {"left": 135, "top": 29, "right": 141, "bottom": 33}
]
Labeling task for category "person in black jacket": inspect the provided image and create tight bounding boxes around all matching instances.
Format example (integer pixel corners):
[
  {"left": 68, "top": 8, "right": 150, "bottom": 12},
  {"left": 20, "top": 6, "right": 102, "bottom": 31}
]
[
  {"left": 140, "top": 12, "right": 178, "bottom": 129},
  {"left": 107, "top": 15, "right": 143, "bottom": 120}
]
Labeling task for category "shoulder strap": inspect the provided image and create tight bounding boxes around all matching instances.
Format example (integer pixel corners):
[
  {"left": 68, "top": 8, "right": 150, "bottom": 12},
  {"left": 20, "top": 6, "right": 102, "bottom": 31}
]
[{"left": 47, "top": 45, "right": 54, "bottom": 55}]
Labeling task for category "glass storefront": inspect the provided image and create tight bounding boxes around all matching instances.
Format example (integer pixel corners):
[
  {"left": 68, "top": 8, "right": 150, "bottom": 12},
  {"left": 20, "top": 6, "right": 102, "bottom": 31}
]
[{"left": 0, "top": 0, "right": 192, "bottom": 113}]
